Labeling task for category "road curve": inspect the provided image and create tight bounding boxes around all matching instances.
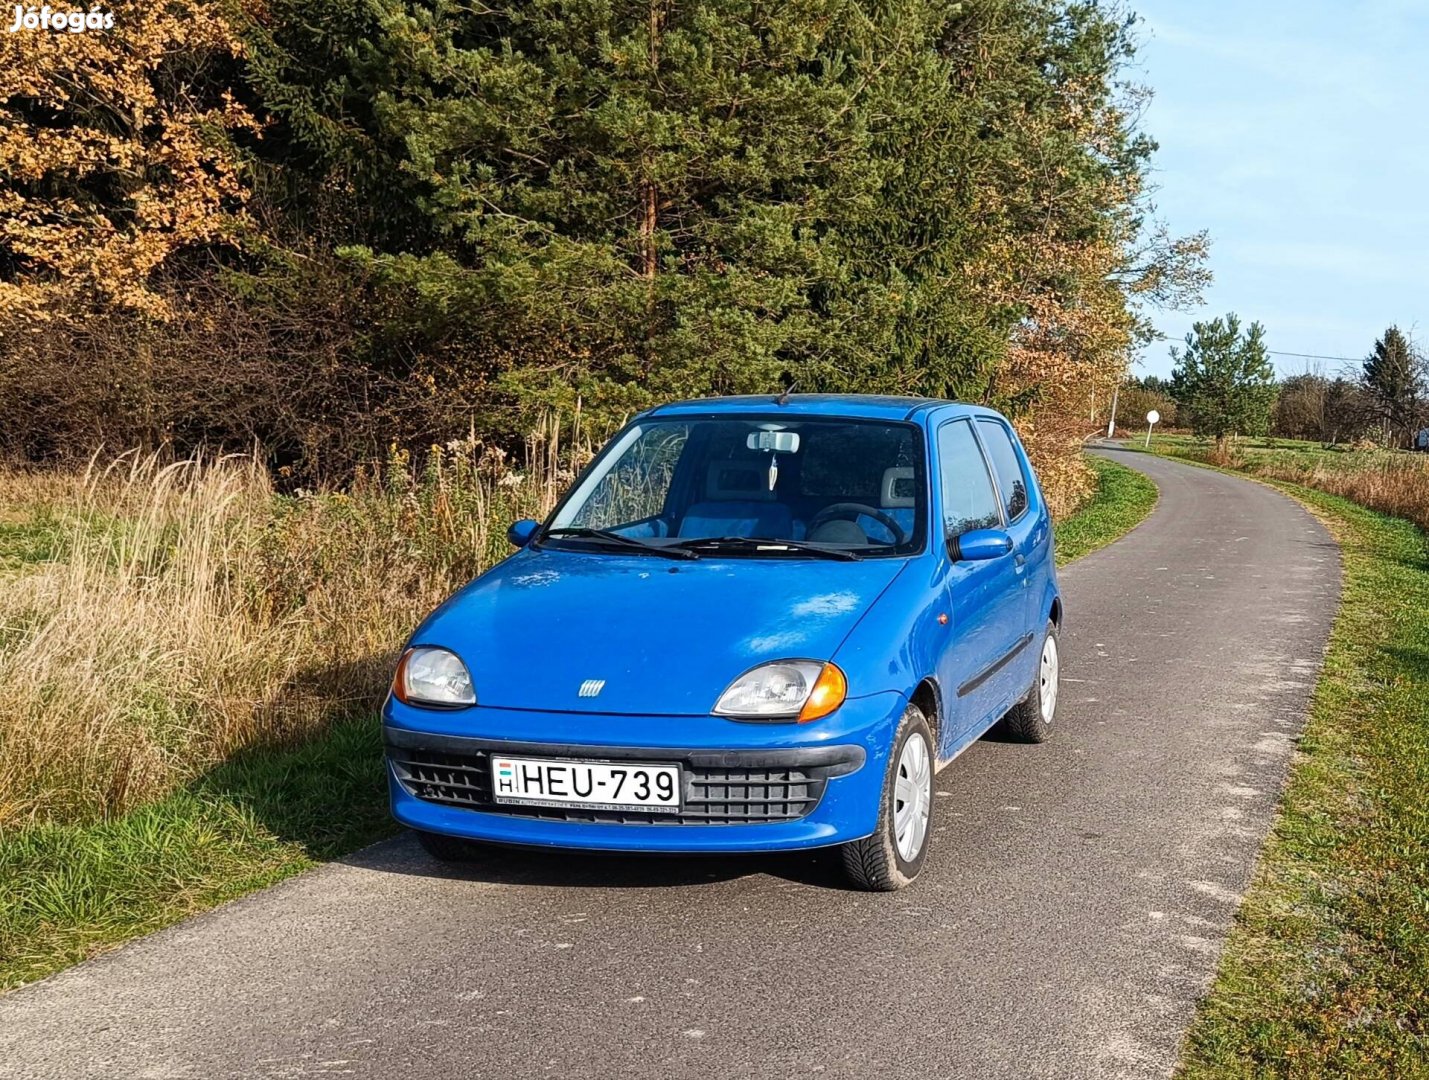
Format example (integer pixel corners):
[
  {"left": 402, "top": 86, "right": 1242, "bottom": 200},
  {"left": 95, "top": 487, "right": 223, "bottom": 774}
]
[{"left": 0, "top": 450, "right": 1341, "bottom": 1080}]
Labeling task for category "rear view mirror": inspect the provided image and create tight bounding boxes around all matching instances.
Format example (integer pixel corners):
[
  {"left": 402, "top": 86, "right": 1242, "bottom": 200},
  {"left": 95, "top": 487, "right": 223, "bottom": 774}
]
[
  {"left": 746, "top": 430, "right": 800, "bottom": 453},
  {"left": 950, "top": 528, "right": 1013, "bottom": 562}
]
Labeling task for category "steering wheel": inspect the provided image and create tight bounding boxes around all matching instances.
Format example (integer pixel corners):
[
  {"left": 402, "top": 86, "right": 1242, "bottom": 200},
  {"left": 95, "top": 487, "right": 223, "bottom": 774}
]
[{"left": 806, "top": 502, "right": 908, "bottom": 546}]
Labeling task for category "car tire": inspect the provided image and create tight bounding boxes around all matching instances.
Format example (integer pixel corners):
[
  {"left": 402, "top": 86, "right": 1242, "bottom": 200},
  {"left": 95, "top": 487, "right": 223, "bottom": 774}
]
[
  {"left": 414, "top": 829, "right": 478, "bottom": 862},
  {"left": 999, "top": 619, "right": 1060, "bottom": 743},
  {"left": 841, "top": 704, "right": 935, "bottom": 892}
]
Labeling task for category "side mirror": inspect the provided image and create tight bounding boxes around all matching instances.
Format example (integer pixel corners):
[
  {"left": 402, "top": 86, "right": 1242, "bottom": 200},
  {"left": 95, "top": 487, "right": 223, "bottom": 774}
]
[
  {"left": 507, "top": 519, "right": 540, "bottom": 548},
  {"left": 950, "top": 527, "right": 1013, "bottom": 562}
]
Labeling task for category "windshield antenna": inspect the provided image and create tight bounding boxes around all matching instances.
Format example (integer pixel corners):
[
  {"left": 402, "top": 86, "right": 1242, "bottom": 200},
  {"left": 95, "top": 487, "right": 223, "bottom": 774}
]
[{"left": 775, "top": 380, "right": 798, "bottom": 406}]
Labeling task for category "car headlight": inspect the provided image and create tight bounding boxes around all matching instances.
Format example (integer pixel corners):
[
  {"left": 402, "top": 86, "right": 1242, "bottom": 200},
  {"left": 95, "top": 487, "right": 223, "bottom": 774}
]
[
  {"left": 713, "top": 660, "right": 847, "bottom": 722},
  {"left": 393, "top": 646, "right": 476, "bottom": 708}
]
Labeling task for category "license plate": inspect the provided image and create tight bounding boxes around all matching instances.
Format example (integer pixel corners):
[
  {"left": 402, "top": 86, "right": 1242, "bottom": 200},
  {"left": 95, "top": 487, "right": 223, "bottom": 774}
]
[{"left": 491, "top": 756, "right": 682, "bottom": 812}]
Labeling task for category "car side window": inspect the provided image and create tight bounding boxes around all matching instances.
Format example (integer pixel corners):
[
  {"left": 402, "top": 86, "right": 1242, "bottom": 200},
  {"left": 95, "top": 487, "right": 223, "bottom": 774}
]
[
  {"left": 936, "top": 420, "right": 1003, "bottom": 538},
  {"left": 976, "top": 420, "right": 1030, "bottom": 521}
]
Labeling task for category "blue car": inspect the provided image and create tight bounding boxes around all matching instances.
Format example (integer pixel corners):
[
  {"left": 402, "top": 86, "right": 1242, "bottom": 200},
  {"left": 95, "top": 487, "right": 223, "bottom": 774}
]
[{"left": 385, "top": 395, "right": 1062, "bottom": 890}]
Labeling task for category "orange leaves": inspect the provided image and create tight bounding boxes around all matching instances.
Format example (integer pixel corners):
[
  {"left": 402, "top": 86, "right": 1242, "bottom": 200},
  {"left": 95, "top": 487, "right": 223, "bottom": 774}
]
[{"left": 0, "top": 0, "right": 257, "bottom": 318}]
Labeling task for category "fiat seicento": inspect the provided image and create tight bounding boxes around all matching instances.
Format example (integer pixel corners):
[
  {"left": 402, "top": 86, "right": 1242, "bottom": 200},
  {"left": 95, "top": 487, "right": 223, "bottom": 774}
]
[{"left": 384, "top": 395, "right": 1062, "bottom": 890}]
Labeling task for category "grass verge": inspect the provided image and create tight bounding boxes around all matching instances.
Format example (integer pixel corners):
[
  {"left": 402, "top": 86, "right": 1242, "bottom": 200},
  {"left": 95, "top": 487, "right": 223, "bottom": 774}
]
[
  {"left": 1152, "top": 433, "right": 1429, "bottom": 534},
  {"left": 0, "top": 719, "right": 391, "bottom": 991},
  {"left": 1135, "top": 461, "right": 1429, "bottom": 1074},
  {"left": 0, "top": 452, "right": 1158, "bottom": 993},
  {"left": 1054, "top": 454, "right": 1158, "bottom": 565}
]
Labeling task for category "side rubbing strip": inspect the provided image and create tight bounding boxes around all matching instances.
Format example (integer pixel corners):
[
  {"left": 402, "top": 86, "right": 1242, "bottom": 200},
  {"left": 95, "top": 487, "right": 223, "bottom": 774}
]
[{"left": 957, "top": 632, "right": 1035, "bottom": 698}]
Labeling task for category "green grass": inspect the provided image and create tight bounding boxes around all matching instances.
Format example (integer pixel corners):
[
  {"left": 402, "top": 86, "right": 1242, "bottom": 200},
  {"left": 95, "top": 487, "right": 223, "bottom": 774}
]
[
  {"left": 0, "top": 453, "right": 1157, "bottom": 994},
  {"left": 1153, "top": 433, "right": 1332, "bottom": 454},
  {"left": 1136, "top": 460, "right": 1429, "bottom": 1075},
  {"left": 0, "top": 719, "right": 392, "bottom": 991},
  {"left": 0, "top": 510, "right": 65, "bottom": 573},
  {"left": 1054, "top": 454, "right": 1159, "bottom": 565},
  {"left": 1151, "top": 432, "right": 1416, "bottom": 473}
]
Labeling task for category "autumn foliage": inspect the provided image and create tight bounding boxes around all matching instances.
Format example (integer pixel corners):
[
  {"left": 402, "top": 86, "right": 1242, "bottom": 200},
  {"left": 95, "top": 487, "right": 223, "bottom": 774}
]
[{"left": 0, "top": 0, "right": 255, "bottom": 317}]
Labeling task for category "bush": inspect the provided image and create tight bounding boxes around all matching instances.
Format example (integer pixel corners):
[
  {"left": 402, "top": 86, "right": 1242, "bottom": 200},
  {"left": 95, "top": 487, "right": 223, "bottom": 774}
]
[
  {"left": 0, "top": 259, "right": 574, "bottom": 487},
  {"left": 1115, "top": 385, "right": 1178, "bottom": 431}
]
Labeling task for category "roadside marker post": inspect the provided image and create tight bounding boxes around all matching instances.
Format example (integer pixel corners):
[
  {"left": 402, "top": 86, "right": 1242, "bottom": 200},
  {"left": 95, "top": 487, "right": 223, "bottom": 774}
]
[{"left": 1145, "top": 409, "right": 1160, "bottom": 448}]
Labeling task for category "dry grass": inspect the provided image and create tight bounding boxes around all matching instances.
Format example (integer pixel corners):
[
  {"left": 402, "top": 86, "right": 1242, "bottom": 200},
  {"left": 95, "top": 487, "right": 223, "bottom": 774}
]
[
  {"left": 0, "top": 420, "right": 580, "bottom": 828},
  {"left": 1156, "top": 436, "right": 1429, "bottom": 535},
  {"left": 1249, "top": 456, "right": 1429, "bottom": 534}
]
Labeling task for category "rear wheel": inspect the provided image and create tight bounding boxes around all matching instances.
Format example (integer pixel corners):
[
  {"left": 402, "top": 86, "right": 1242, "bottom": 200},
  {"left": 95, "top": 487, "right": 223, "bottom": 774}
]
[
  {"left": 841, "top": 704, "right": 934, "bottom": 891},
  {"left": 415, "top": 829, "right": 479, "bottom": 862},
  {"left": 999, "top": 620, "right": 1059, "bottom": 743}
]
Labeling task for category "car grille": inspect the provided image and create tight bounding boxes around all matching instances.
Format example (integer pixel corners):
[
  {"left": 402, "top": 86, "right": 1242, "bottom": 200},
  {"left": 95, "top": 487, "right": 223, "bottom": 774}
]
[{"left": 389, "top": 746, "right": 826, "bottom": 825}]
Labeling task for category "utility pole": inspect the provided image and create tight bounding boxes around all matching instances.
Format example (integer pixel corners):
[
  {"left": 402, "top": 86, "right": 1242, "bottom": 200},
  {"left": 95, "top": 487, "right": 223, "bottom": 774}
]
[{"left": 1105, "top": 383, "right": 1120, "bottom": 439}]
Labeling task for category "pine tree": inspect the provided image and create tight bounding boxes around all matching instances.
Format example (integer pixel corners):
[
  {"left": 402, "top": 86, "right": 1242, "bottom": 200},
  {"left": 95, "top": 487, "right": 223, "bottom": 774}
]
[
  {"left": 1169, "top": 314, "right": 1276, "bottom": 452},
  {"left": 1362, "top": 326, "right": 1425, "bottom": 445},
  {"left": 242, "top": 0, "right": 1206, "bottom": 435}
]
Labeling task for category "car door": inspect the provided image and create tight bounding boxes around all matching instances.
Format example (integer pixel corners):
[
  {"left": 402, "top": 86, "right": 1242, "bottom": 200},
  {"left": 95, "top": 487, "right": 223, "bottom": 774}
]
[
  {"left": 932, "top": 418, "right": 1026, "bottom": 749},
  {"left": 971, "top": 414, "right": 1040, "bottom": 637}
]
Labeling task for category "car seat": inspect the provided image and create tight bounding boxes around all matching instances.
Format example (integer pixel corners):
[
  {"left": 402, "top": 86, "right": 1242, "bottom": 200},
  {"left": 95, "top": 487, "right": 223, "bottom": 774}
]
[
  {"left": 852, "top": 466, "right": 916, "bottom": 544},
  {"left": 676, "top": 461, "right": 795, "bottom": 539}
]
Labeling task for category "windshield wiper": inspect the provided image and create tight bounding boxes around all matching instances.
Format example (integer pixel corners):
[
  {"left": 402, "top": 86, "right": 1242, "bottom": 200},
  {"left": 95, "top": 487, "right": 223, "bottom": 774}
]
[
  {"left": 670, "top": 536, "right": 863, "bottom": 561},
  {"left": 541, "top": 526, "right": 699, "bottom": 560}
]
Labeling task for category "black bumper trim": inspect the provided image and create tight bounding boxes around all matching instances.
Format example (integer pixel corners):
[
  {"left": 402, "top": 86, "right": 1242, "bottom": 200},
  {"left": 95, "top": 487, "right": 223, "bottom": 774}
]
[{"left": 381, "top": 725, "right": 866, "bottom": 778}]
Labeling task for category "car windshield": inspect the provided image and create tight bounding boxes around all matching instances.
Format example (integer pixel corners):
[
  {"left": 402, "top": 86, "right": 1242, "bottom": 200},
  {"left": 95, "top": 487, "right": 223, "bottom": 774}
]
[{"left": 543, "top": 416, "right": 925, "bottom": 557}]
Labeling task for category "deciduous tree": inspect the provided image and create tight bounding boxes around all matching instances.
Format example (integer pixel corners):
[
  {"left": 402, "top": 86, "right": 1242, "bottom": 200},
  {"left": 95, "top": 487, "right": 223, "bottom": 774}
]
[
  {"left": 1115, "top": 384, "right": 1177, "bottom": 431},
  {"left": 0, "top": 0, "right": 255, "bottom": 317}
]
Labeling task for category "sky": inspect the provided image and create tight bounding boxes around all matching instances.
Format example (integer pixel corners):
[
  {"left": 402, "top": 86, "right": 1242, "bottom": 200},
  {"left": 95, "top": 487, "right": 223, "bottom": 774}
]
[{"left": 1129, "top": 0, "right": 1429, "bottom": 379}]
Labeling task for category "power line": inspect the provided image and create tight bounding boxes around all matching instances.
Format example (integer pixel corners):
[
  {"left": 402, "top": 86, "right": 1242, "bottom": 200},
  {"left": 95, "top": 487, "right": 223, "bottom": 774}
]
[{"left": 1267, "top": 350, "right": 1361, "bottom": 364}]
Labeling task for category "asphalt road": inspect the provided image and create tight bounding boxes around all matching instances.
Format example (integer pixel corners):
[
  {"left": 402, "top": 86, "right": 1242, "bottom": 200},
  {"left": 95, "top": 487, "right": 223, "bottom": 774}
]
[{"left": 0, "top": 449, "right": 1342, "bottom": 1080}]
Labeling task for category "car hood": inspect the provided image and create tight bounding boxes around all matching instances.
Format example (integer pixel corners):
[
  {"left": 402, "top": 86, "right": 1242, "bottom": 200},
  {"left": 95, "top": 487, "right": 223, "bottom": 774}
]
[{"left": 412, "top": 547, "right": 908, "bottom": 716}]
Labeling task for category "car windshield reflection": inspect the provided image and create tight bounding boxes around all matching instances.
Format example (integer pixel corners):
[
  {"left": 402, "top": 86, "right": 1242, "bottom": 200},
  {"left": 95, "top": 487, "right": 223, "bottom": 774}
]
[{"left": 542, "top": 417, "right": 926, "bottom": 557}]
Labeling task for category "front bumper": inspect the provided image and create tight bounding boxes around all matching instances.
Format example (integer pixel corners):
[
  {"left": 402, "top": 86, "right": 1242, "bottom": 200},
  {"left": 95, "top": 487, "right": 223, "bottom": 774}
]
[{"left": 382, "top": 692, "right": 905, "bottom": 853}]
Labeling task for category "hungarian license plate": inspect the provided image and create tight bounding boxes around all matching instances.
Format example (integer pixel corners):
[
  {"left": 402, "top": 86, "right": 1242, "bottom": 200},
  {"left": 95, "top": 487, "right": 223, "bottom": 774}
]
[{"left": 491, "top": 756, "right": 682, "bottom": 812}]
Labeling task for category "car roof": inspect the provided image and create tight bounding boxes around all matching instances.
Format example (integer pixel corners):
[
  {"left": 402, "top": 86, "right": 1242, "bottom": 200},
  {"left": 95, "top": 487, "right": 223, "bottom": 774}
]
[{"left": 643, "top": 394, "right": 1002, "bottom": 423}]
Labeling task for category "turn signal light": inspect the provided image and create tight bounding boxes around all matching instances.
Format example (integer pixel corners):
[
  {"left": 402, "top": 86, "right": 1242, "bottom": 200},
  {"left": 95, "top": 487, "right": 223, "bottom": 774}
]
[
  {"left": 391, "top": 647, "right": 414, "bottom": 704},
  {"left": 798, "top": 663, "right": 847, "bottom": 722}
]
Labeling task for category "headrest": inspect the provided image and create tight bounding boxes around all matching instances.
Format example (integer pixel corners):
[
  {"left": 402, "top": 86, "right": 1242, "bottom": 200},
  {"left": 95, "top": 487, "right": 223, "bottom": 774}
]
[
  {"left": 706, "top": 461, "right": 774, "bottom": 501},
  {"left": 881, "top": 467, "right": 915, "bottom": 508}
]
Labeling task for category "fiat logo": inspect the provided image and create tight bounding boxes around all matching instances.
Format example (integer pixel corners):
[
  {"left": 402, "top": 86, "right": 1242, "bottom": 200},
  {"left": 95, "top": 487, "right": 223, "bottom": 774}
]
[{"left": 578, "top": 679, "right": 606, "bottom": 698}]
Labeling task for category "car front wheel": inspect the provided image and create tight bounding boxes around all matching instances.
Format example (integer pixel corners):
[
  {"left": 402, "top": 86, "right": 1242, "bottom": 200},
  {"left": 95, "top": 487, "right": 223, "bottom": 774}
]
[{"left": 841, "top": 704, "right": 934, "bottom": 891}]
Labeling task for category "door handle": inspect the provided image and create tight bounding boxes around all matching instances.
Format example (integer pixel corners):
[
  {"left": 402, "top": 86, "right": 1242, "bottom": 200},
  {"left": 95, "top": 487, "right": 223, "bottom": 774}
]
[{"left": 1014, "top": 553, "right": 1026, "bottom": 568}]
